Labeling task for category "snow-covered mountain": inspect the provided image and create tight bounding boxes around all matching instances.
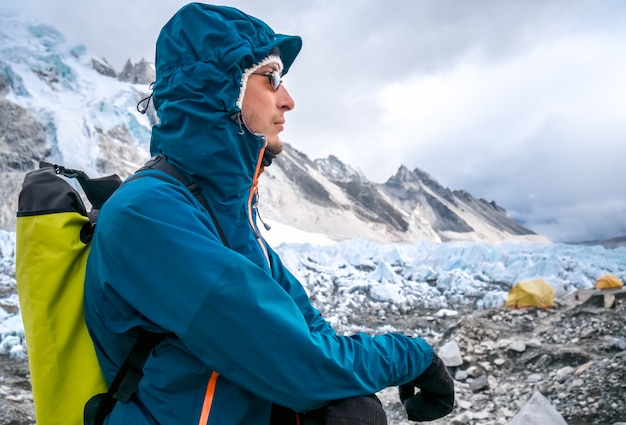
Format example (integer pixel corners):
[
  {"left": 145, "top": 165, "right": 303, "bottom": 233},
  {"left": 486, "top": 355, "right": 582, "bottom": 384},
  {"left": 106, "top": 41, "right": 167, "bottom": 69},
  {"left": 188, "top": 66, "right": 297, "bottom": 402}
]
[{"left": 0, "top": 14, "right": 548, "bottom": 244}]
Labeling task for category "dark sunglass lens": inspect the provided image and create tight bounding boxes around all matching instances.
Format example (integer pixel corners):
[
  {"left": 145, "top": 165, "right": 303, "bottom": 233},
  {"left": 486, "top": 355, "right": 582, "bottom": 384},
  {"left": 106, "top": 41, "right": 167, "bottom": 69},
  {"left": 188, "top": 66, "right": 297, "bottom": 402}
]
[{"left": 270, "top": 71, "right": 281, "bottom": 89}]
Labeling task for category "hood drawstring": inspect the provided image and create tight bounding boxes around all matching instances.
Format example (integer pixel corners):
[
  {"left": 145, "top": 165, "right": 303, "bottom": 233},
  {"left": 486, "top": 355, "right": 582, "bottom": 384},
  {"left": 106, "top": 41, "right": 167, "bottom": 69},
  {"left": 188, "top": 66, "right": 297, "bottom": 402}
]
[
  {"left": 137, "top": 82, "right": 155, "bottom": 114},
  {"left": 252, "top": 164, "right": 271, "bottom": 231},
  {"left": 256, "top": 206, "right": 271, "bottom": 231},
  {"left": 231, "top": 113, "right": 245, "bottom": 135},
  {"left": 252, "top": 187, "right": 271, "bottom": 231}
]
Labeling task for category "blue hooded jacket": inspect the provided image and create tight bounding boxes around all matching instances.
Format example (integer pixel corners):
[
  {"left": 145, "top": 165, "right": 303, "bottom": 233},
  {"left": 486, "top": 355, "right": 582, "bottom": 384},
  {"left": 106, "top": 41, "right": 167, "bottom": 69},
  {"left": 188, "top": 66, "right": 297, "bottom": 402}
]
[{"left": 84, "top": 3, "right": 433, "bottom": 424}]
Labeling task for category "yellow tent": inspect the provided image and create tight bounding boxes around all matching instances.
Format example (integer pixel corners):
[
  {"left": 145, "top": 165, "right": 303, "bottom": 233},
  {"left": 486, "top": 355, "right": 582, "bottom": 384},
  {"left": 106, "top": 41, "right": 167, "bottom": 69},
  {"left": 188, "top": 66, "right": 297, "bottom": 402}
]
[
  {"left": 506, "top": 278, "right": 554, "bottom": 309},
  {"left": 595, "top": 274, "right": 624, "bottom": 290}
]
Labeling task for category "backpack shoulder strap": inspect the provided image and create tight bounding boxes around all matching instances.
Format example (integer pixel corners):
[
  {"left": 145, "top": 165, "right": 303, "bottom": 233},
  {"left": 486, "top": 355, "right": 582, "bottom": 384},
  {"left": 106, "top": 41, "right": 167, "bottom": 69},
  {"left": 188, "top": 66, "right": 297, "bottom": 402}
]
[
  {"left": 139, "top": 155, "right": 230, "bottom": 248},
  {"left": 84, "top": 330, "right": 163, "bottom": 425}
]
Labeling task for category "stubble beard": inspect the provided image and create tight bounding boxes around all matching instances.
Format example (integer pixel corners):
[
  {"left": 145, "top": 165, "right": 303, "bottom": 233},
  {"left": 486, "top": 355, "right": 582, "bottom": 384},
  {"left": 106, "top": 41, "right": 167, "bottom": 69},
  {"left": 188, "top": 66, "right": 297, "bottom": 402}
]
[{"left": 266, "top": 138, "right": 283, "bottom": 156}]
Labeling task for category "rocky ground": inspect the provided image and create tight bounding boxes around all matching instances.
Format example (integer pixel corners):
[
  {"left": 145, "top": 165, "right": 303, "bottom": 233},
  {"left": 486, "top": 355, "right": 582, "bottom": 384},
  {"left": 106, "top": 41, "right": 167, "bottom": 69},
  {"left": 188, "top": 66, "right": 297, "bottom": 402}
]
[
  {"left": 0, "top": 289, "right": 625, "bottom": 425},
  {"left": 0, "top": 356, "right": 34, "bottom": 424},
  {"left": 376, "top": 288, "right": 626, "bottom": 425}
]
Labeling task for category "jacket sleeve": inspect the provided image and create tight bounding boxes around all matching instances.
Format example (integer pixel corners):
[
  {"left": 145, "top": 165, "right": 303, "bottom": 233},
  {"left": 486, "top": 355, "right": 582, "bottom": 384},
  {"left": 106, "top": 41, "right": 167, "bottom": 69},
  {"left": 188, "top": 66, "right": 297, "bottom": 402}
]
[
  {"left": 92, "top": 176, "right": 434, "bottom": 412},
  {"left": 266, "top": 246, "right": 336, "bottom": 336}
]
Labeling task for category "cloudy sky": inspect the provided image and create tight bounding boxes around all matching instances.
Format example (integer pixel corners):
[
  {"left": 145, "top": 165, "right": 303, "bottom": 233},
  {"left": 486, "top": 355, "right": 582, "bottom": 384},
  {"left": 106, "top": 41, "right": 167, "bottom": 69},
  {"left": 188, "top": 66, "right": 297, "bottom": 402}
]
[{"left": 3, "top": 0, "right": 626, "bottom": 242}]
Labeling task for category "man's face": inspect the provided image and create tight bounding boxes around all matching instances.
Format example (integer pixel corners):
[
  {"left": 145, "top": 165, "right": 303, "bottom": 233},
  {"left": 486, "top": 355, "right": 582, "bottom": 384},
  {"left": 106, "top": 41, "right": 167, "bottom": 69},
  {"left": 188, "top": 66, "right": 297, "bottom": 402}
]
[{"left": 241, "top": 63, "right": 295, "bottom": 155}]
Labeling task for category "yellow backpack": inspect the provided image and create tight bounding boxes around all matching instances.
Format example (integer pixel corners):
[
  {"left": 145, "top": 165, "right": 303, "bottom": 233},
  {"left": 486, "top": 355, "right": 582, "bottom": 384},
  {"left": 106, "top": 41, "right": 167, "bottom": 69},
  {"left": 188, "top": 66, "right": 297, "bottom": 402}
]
[
  {"left": 16, "top": 156, "right": 219, "bottom": 425},
  {"left": 16, "top": 162, "right": 119, "bottom": 425}
]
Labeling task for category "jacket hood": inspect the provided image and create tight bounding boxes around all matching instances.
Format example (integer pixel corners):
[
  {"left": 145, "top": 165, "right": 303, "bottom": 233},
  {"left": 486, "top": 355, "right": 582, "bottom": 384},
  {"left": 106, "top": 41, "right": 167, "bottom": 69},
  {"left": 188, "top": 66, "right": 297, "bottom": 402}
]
[{"left": 149, "top": 3, "right": 301, "bottom": 210}]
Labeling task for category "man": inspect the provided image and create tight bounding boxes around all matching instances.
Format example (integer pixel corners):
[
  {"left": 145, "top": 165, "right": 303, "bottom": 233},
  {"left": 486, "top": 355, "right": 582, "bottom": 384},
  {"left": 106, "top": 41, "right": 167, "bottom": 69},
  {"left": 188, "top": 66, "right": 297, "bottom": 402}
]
[{"left": 84, "top": 3, "right": 454, "bottom": 424}]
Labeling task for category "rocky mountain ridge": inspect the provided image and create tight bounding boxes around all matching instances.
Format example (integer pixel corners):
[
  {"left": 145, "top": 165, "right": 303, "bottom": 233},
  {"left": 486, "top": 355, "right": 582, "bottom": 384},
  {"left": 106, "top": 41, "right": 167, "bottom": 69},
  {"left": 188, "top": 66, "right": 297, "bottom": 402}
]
[{"left": 259, "top": 143, "right": 547, "bottom": 244}]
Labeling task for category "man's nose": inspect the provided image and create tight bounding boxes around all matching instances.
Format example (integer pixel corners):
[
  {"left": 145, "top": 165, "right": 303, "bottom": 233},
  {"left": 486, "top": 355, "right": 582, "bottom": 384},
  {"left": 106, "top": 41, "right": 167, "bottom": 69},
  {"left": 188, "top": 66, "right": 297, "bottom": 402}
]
[{"left": 278, "top": 85, "right": 295, "bottom": 111}]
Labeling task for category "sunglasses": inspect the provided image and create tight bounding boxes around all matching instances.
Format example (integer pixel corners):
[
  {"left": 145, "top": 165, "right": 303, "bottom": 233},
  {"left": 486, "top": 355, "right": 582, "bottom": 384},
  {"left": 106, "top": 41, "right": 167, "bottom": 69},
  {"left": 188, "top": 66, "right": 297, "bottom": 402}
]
[{"left": 251, "top": 70, "right": 282, "bottom": 90}]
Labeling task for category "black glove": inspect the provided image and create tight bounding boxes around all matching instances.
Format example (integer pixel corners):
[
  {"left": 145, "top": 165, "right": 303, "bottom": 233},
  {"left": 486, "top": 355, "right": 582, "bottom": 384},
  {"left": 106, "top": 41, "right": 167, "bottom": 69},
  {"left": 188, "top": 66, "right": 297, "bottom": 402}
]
[{"left": 399, "top": 353, "right": 455, "bottom": 421}]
